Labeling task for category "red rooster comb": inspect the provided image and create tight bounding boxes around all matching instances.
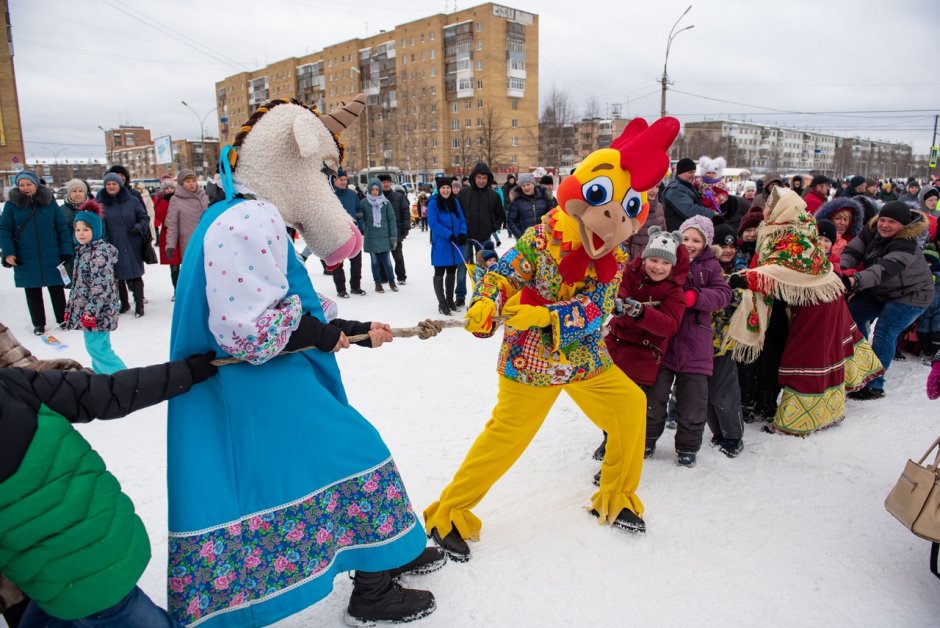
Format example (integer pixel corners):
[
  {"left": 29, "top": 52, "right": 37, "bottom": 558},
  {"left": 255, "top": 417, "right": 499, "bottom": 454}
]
[
  {"left": 610, "top": 117, "right": 680, "bottom": 192},
  {"left": 78, "top": 199, "right": 104, "bottom": 216}
]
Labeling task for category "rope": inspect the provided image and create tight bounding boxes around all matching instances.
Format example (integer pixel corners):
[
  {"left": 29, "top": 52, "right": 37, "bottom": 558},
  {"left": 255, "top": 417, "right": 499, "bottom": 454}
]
[{"left": 210, "top": 317, "right": 499, "bottom": 367}]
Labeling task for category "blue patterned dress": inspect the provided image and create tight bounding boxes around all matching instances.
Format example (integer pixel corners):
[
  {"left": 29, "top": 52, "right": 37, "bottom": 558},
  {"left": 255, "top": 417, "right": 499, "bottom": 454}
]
[{"left": 167, "top": 189, "right": 425, "bottom": 627}]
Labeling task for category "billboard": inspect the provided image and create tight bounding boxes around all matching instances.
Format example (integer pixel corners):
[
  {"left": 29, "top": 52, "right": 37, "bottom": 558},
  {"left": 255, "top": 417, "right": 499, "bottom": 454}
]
[{"left": 154, "top": 135, "right": 173, "bottom": 165}]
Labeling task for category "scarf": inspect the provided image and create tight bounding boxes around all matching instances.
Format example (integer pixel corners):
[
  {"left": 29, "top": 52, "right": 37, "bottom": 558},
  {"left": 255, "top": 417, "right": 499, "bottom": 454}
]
[
  {"left": 366, "top": 193, "right": 386, "bottom": 227},
  {"left": 724, "top": 188, "right": 844, "bottom": 363}
]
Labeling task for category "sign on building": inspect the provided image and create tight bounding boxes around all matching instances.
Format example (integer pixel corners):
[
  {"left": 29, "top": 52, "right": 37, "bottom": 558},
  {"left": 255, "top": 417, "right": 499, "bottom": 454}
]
[
  {"left": 492, "top": 4, "right": 534, "bottom": 25},
  {"left": 154, "top": 135, "right": 173, "bottom": 165}
]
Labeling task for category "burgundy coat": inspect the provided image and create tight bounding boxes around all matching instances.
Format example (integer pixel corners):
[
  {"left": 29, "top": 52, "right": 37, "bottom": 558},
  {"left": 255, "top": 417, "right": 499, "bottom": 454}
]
[
  {"left": 662, "top": 245, "right": 732, "bottom": 376},
  {"left": 605, "top": 246, "right": 689, "bottom": 386},
  {"left": 153, "top": 195, "right": 181, "bottom": 265}
]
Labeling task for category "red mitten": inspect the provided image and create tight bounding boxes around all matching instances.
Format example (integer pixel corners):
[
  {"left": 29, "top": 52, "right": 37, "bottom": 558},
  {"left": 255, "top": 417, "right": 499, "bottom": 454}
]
[
  {"left": 80, "top": 313, "right": 97, "bottom": 330},
  {"left": 928, "top": 360, "right": 940, "bottom": 401},
  {"left": 684, "top": 290, "right": 698, "bottom": 308}
]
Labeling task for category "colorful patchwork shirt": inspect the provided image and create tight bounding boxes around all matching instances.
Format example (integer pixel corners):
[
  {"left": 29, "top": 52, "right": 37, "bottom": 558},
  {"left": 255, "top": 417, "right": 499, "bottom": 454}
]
[{"left": 470, "top": 212, "right": 628, "bottom": 387}]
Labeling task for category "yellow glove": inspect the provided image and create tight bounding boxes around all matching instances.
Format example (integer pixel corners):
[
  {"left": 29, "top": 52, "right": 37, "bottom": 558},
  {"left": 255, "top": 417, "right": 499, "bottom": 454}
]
[
  {"left": 503, "top": 302, "right": 551, "bottom": 330},
  {"left": 465, "top": 299, "right": 497, "bottom": 334}
]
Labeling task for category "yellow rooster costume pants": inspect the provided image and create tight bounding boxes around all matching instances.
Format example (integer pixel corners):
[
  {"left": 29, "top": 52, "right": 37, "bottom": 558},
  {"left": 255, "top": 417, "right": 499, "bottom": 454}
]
[{"left": 424, "top": 367, "right": 646, "bottom": 541}]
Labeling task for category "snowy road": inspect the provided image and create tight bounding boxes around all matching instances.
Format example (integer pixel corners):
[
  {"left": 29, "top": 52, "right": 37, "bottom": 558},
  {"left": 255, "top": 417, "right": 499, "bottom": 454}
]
[{"left": 2, "top": 231, "right": 937, "bottom": 627}]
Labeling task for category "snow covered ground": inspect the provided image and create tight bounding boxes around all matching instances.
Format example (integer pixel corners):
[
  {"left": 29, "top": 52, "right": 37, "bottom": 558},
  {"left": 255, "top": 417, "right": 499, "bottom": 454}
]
[{"left": 2, "top": 232, "right": 937, "bottom": 627}]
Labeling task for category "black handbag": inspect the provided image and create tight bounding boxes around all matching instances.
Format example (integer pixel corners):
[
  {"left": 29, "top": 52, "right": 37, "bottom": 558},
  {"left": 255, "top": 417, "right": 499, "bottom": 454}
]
[{"left": 140, "top": 228, "right": 158, "bottom": 265}]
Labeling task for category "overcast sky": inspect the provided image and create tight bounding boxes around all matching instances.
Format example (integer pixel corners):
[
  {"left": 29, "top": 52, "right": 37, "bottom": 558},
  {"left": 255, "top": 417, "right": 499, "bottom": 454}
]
[{"left": 10, "top": 0, "right": 939, "bottom": 165}]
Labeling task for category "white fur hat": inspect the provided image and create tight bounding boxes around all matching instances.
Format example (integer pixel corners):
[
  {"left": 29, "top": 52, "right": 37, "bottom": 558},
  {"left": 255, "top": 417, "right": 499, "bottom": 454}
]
[{"left": 697, "top": 156, "right": 726, "bottom": 177}]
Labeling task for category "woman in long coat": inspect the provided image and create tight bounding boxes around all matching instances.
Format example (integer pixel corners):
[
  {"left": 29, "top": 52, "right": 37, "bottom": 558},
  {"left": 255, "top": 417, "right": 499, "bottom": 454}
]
[
  {"left": 99, "top": 172, "right": 150, "bottom": 317},
  {"left": 359, "top": 179, "right": 398, "bottom": 293},
  {"left": 0, "top": 171, "right": 72, "bottom": 334},
  {"left": 427, "top": 177, "right": 467, "bottom": 314}
]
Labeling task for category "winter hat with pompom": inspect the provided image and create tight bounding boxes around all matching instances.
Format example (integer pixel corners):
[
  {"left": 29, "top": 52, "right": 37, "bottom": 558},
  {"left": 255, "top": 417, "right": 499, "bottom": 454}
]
[
  {"left": 74, "top": 199, "right": 105, "bottom": 241},
  {"left": 679, "top": 215, "right": 715, "bottom": 246},
  {"left": 641, "top": 226, "right": 681, "bottom": 266}
]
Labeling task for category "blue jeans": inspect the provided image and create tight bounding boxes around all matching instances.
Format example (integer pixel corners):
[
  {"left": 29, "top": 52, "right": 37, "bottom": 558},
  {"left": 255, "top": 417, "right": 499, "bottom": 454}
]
[
  {"left": 20, "top": 586, "right": 179, "bottom": 627},
  {"left": 455, "top": 239, "right": 492, "bottom": 301},
  {"left": 369, "top": 251, "right": 395, "bottom": 286},
  {"left": 849, "top": 292, "right": 927, "bottom": 390},
  {"left": 916, "top": 288, "right": 940, "bottom": 335},
  {"left": 83, "top": 331, "right": 127, "bottom": 375}
]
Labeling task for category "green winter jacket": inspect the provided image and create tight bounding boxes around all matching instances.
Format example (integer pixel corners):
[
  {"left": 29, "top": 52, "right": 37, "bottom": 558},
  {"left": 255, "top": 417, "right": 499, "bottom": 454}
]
[
  {"left": 0, "top": 405, "right": 149, "bottom": 619},
  {"left": 0, "top": 359, "right": 212, "bottom": 620}
]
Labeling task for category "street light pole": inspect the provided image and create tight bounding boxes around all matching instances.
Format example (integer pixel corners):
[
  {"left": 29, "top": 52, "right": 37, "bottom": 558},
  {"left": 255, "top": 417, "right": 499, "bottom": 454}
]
[
  {"left": 660, "top": 5, "right": 694, "bottom": 120},
  {"left": 181, "top": 101, "right": 217, "bottom": 177}
]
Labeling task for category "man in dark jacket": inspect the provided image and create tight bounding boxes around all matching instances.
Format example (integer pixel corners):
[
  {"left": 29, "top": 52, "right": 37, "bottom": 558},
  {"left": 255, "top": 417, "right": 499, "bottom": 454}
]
[
  {"left": 379, "top": 175, "right": 410, "bottom": 285},
  {"left": 456, "top": 162, "right": 504, "bottom": 306},
  {"left": 332, "top": 169, "right": 365, "bottom": 297},
  {"left": 0, "top": 353, "right": 218, "bottom": 626},
  {"left": 841, "top": 201, "right": 935, "bottom": 400},
  {"left": 898, "top": 179, "right": 920, "bottom": 205},
  {"left": 662, "top": 157, "right": 712, "bottom": 231},
  {"left": 803, "top": 175, "right": 831, "bottom": 215}
]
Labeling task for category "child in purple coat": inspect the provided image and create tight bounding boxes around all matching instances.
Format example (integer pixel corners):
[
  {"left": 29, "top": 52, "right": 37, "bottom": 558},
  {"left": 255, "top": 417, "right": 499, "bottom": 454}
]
[{"left": 645, "top": 215, "right": 732, "bottom": 467}]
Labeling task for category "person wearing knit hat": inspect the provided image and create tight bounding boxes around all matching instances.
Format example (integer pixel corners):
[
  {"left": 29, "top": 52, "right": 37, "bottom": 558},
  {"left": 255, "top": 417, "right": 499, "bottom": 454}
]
[
  {"left": 662, "top": 159, "right": 713, "bottom": 231},
  {"left": 840, "top": 196, "right": 934, "bottom": 400},
  {"left": 1, "top": 169, "right": 73, "bottom": 334},
  {"left": 645, "top": 209, "right": 731, "bottom": 466},
  {"left": 517, "top": 172, "right": 536, "bottom": 187},
  {"left": 65, "top": 199, "right": 128, "bottom": 374},
  {"left": 641, "top": 226, "right": 681, "bottom": 266},
  {"left": 815, "top": 218, "right": 837, "bottom": 257},
  {"left": 847, "top": 175, "right": 867, "bottom": 196},
  {"left": 165, "top": 167, "right": 209, "bottom": 269},
  {"left": 98, "top": 168, "right": 150, "bottom": 316},
  {"left": 102, "top": 172, "right": 123, "bottom": 187},
  {"left": 61, "top": 179, "right": 91, "bottom": 274}
]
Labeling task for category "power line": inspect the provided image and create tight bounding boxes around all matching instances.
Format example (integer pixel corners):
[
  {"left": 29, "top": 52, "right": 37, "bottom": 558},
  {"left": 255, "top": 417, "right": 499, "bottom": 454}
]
[{"left": 669, "top": 89, "right": 937, "bottom": 118}]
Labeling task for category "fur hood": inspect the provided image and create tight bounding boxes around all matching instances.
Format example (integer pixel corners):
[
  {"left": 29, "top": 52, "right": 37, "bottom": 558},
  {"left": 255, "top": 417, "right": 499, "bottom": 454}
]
[
  {"left": 508, "top": 183, "right": 552, "bottom": 203},
  {"left": 8, "top": 185, "right": 53, "bottom": 208},
  {"left": 917, "top": 185, "right": 938, "bottom": 210},
  {"left": 815, "top": 197, "right": 864, "bottom": 240},
  {"left": 866, "top": 209, "right": 929, "bottom": 241}
]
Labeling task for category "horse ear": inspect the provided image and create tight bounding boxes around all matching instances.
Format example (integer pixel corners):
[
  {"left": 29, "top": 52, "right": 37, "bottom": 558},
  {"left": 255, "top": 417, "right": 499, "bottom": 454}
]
[
  {"left": 292, "top": 113, "right": 322, "bottom": 159},
  {"left": 320, "top": 93, "right": 366, "bottom": 136}
]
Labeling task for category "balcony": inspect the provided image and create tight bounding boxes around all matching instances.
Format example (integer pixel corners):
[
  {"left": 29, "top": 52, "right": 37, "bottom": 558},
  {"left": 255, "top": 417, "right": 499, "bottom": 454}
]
[{"left": 507, "top": 61, "right": 526, "bottom": 80}]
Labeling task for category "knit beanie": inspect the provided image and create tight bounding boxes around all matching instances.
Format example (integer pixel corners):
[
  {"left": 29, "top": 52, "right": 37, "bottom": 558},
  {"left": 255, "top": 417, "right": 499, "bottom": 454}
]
[
  {"left": 737, "top": 210, "right": 763, "bottom": 236},
  {"left": 161, "top": 178, "right": 177, "bottom": 190},
  {"left": 66, "top": 178, "right": 88, "bottom": 195},
  {"left": 713, "top": 223, "right": 738, "bottom": 248},
  {"left": 539, "top": 174, "right": 554, "bottom": 186},
  {"left": 14, "top": 171, "right": 40, "bottom": 187},
  {"left": 102, "top": 172, "right": 123, "bottom": 187},
  {"left": 679, "top": 215, "right": 714, "bottom": 246},
  {"left": 675, "top": 158, "right": 696, "bottom": 175},
  {"left": 923, "top": 188, "right": 939, "bottom": 202},
  {"left": 848, "top": 175, "right": 866, "bottom": 191},
  {"left": 481, "top": 249, "right": 498, "bottom": 263},
  {"left": 816, "top": 218, "right": 837, "bottom": 244},
  {"left": 517, "top": 173, "right": 536, "bottom": 186},
  {"left": 177, "top": 168, "right": 197, "bottom": 185},
  {"left": 434, "top": 176, "right": 453, "bottom": 190},
  {"left": 74, "top": 200, "right": 104, "bottom": 241},
  {"left": 879, "top": 200, "right": 913, "bottom": 225},
  {"left": 641, "top": 226, "right": 680, "bottom": 265}
]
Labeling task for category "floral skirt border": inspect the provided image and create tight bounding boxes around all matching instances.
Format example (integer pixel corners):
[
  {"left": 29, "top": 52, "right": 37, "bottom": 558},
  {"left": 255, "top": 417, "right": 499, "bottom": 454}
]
[{"left": 168, "top": 458, "right": 417, "bottom": 626}]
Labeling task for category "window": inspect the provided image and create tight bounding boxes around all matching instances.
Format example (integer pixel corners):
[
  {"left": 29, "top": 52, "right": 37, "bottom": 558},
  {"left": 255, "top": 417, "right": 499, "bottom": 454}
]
[
  {"left": 431, "top": 138, "right": 438, "bottom": 148},
  {"left": 476, "top": 80, "right": 483, "bottom": 89},
  {"left": 410, "top": 37, "right": 414, "bottom": 46},
  {"left": 477, "top": 118, "right": 483, "bottom": 127},
  {"left": 511, "top": 118, "right": 518, "bottom": 128},
  {"left": 465, "top": 119, "right": 471, "bottom": 128},
  {"left": 401, "top": 38, "right": 406, "bottom": 48},
  {"left": 477, "top": 99, "right": 483, "bottom": 108},
  {"left": 452, "top": 138, "right": 459, "bottom": 148},
  {"left": 430, "top": 68, "right": 437, "bottom": 77},
  {"left": 430, "top": 49, "right": 436, "bottom": 60},
  {"left": 431, "top": 86, "right": 437, "bottom": 95},
  {"left": 451, "top": 102, "right": 458, "bottom": 113},
  {"left": 512, "top": 136, "right": 518, "bottom": 146},
  {"left": 402, "top": 56, "right": 407, "bottom": 66},
  {"left": 475, "top": 22, "right": 482, "bottom": 32},
  {"left": 452, "top": 120, "right": 460, "bottom": 131},
  {"left": 512, "top": 99, "right": 518, "bottom": 110},
  {"left": 466, "top": 137, "right": 472, "bottom": 147},
  {"left": 476, "top": 61, "right": 483, "bottom": 71},
  {"left": 421, "top": 51, "right": 425, "bottom": 61},
  {"left": 512, "top": 155, "right": 517, "bottom": 164},
  {"left": 508, "top": 78, "right": 525, "bottom": 91},
  {"left": 476, "top": 41, "right": 483, "bottom": 51},
  {"left": 465, "top": 100, "right": 472, "bottom": 110},
  {"left": 421, "top": 34, "right": 425, "bottom": 43},
  {"left": 430, "top": 31, "right": 435, "bottom": 41}
]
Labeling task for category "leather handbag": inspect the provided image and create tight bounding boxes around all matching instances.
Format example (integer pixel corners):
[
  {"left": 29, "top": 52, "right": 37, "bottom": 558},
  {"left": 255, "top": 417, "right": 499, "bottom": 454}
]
[
  {"left": 885, "top": 436, "right": 940, "bottom": 542},
  {"left": 140, "top": 228, "right": 158, "bottom": 265}
]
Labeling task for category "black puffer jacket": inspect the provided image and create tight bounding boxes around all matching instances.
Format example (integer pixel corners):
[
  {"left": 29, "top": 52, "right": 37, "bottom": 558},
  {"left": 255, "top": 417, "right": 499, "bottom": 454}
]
[
  {"left": 840, "top": 211, "right": 935, "bottom": 308},
  {"left": 506, "top": 184, "right": 555, "bottom": 238},
  {"left": 457, "top": 163, "right": 504, "bottom": 242}
]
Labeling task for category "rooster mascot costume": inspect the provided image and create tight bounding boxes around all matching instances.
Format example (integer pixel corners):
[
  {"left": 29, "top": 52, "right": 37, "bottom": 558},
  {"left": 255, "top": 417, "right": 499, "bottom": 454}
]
[{"left": 424, "top": 117, "right": 680, "bottom": 560}]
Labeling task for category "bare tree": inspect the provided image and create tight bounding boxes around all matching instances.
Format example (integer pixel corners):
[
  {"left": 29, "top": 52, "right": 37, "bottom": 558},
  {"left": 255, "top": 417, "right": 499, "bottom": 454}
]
[
  {"left": 539, "top": 86, "right": 578, "bottom": 171},
  {"left": 478, "top": 105, "right": 510, "bottom": 170},
  {"left": 583, "top": 95, "right": 601, "bottom": 120}
]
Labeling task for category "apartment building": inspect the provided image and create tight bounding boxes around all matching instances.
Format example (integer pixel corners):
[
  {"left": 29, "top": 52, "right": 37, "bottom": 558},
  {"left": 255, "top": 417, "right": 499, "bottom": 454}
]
[
  {"left": 97, "top": 125, "right": 220, "bottom": 181},
  {"left": 0, "top": 0, "right": 27, "bottom": 190},
  {"left": 215, "top": 3, "right": 539, "bottom": 181}
]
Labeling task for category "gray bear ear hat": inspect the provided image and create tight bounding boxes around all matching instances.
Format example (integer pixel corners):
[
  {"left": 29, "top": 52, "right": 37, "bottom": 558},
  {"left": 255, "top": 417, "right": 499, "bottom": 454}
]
[{"left": 641, "top": 226, "right": 681, "bottom": 265}]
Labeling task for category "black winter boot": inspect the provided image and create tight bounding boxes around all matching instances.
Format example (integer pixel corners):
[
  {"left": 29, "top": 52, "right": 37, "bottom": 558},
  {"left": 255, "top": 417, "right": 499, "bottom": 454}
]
[
  {"left": 433, "top": 276, "right": 451, "bottom": 316},
  {"left": 592, "top": 432, "right": 607, "bottom": 461},
  {"left": 387, "top": 547, "right": 447, "bottom": 579},
  {"left": 444, "top": 273, "right": 457, "bottom": 311},
  {"left": 590, "top": 507, "right": 646, "bottom": 534},
  {"left": 346, "top": 570, "right": 436, "bottom": 626},
  {"left": 129, "top": 279, "right": 145, "bottom": 318},
  {"left": 429, "top": 527, "right": 470, "bottom": 562}
]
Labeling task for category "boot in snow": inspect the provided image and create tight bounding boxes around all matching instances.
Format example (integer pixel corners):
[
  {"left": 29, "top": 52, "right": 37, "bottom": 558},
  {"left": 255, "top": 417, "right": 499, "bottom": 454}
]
[
  {"left": 593, "top": 469, "right": 601, "bottom": 486},
  {"left": 719, "top": 438, "right": 743, "bottom": 458},
  {"left": 387, "top": 547, "right": 447, "bottom": 579},
  {"left": 433, "top": 276, "right": 451, "bottom": 316},
  {"left": 644, "top": 439, "right": 656, "bottom": 459},
  {"left": 592, "top": 432, "right": 607, "bottom": 461},
  {"left": 429, "top": 527, "right": 470, "bottom": 562},
  {"left": 590, "top": 508, "right": 646, "bottom": 534},
  {"left": 345, "top": 570, "right": 436, "bottom": 626},
  {"left": 444, "top": 273, "right": 457, "bottom": 311},
  {"left": 676, "top": 451, "right": 697, "bottom": 468}
]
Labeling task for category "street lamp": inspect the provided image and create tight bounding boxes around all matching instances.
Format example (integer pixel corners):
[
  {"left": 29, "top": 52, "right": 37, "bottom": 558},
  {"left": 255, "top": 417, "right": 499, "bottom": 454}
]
[
  {"left": 660, "top": 5, "right": 694, "bottom": 120},
  {"left": 181, "top": 101, "right": 217, "bottom": 176}
]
